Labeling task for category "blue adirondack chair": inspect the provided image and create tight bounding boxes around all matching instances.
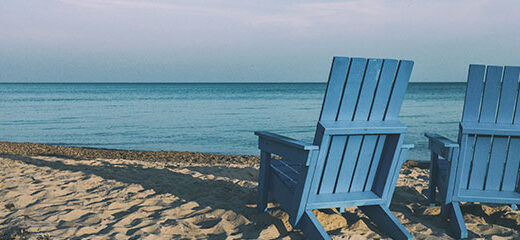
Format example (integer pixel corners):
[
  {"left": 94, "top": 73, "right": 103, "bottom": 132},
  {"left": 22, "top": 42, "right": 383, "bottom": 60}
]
[
  {"left": 426, "top": 64, "right": 520, "bottom": 239},
  {"left": 255, "top": 57, "right": 414, "bottom": 240}
]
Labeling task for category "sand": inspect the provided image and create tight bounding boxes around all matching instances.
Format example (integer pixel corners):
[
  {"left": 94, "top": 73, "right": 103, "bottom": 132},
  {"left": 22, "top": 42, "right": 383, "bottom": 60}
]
[{"left": 0, "top": 149, "right": 519, "bottom": 239}]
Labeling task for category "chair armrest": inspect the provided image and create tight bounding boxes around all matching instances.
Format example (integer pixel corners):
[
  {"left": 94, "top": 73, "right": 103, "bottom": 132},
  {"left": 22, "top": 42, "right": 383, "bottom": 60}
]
[
  {"left": 425, "top": 133, "right": 458, "bottom": 148},
  {"left": 254, "top": 131, "right": 319, "bottom": 150},
  {"left": 255, "top": 131, "right": 319, "bottom": 166},
  {"left": 424, "top": 133, "right": 459, "bottom": 159}
]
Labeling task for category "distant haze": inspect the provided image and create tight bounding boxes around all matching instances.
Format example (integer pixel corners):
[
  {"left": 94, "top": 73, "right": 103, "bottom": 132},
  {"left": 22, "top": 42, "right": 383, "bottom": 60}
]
[{"left": 1, "top": 0, "right": 519, "bottom": 82}]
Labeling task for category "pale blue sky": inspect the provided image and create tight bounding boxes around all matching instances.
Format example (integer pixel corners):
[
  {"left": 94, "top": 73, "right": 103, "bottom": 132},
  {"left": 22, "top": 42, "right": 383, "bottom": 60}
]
[{"left": 1, "top": 0, "right": 519, "bottom": 82}]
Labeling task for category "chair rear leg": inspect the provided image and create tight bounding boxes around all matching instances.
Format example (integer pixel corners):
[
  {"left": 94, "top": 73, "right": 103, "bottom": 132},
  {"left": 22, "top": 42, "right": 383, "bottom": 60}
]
[
  {"left": 445, "top": 202, "right": 468, "bottom": 239},
  {"left": 428, "top": 152, "right": 439, "bottom": 206},
  {"left": 359, "top": 205, "right": 413, "bottom": 240},
  {"left": 257, "top": 151, "right": 271, "bottom": 212},
  {"left": 296, "top": 210, "right": 330, "bottom": 240}
]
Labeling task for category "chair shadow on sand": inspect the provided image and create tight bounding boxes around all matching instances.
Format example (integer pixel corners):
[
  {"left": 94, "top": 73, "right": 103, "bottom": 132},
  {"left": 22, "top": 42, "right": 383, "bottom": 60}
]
[
  {"left": 390, "top": 184, "right": 520, "bottom": 239},
  {"left": 5, "top": 155, "right": 519, "bottom": 239},
  {"left": 4, "top": 155, "right": 296, "bottom": 239}
]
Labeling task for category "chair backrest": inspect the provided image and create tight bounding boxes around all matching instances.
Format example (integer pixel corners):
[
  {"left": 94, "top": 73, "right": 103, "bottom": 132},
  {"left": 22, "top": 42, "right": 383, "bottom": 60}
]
[
  {"left": 456, "top": 65, "right": 520, "bottom": 194},
  {"left": 307, "top": 57, "right": 413, "bottom": 206}
]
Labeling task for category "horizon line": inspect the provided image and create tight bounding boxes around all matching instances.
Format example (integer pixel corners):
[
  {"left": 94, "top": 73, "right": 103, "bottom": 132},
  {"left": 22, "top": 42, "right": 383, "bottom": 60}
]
[{"left": 0, "top": 81, "right": 467, "bottom": 84}]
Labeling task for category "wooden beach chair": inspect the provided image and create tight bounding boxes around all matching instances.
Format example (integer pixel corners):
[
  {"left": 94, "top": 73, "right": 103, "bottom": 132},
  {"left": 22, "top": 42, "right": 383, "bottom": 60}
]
[
  {"left": 426, "top": 64, "right": 520, "bottom": 239},
  {"left": 255, "top": 57, "right": 414, "bottom": 239}
]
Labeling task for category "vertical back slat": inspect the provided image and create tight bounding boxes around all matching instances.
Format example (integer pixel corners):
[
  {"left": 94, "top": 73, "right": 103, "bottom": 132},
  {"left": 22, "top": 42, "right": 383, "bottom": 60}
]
[
  {"left": 384, "top": 60, "right": 414, "bottom": 120},
  {"left": 462, "top": 65, "right": 486, "bottom": 122},
  {"left": 319, "top": 57, "right": 351, "bottom": 121},
  {"left": 309, "top": 136, "right": 332, "bottom": 196},
  {"left": 334, "top": 136, "right": 363, "bottom": 193},
  {"left": 349, "top": 135, "right": 379, "bottom": 192},
  {"left": 502, "top": 137, "right": 520, "bottom": 191},
  {"left": 353, "top": 59, "right": 383, "bottom": 121},
  {"left": 363, "top": 136, "right": 386, "bottom": 191},
  {"left": 337, "top": 58, "right": 368, "bottom": 120},
  {"left": 485, "top": 66, "right": 519, "bottom": 190},
  {"left": 468, "top": 66, "right": 503, "bottom": 190},
  {"left": 496, "top": 67, "right": 520, "bottom": 123},
  {"left": 468, "top": 136, "right": 492, "bottom": 189},
  {"left": 485, "top": 138, "right": 508, "bottom": 190},
  {"left": 512, "top": 67, "right": 520, "bottom": 125},
  {"left": 369, "top": 60, "right": 399, "bottom": 121},
  {"left": 318, "top": 136, "right": 348, "bottom": 194},
  {"left": 460, "top": 135, "right": 476, "bottom": 189},
  {"left": 478, "top": 66, "right": 503, "bottom": 123},
  {"left": 371, "top": 135, "right": 400, "bottom": 195}
]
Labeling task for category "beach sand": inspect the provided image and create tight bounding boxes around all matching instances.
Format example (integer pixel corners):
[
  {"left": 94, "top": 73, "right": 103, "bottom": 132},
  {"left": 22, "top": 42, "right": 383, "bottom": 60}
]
[{"left": 0, "top": 143, "right": 519, "bottom": 239}]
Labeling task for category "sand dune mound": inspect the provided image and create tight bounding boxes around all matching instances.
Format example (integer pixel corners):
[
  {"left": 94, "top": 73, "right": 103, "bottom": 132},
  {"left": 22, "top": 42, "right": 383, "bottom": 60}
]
[{"left": 1, "top": 155, "right": 519, "bottom": 239}]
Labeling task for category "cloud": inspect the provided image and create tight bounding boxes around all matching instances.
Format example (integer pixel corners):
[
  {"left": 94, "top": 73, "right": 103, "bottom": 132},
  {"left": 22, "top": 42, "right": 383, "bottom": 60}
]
[{"left": 60, "top": 0, "right": 231, "bottom": 15}]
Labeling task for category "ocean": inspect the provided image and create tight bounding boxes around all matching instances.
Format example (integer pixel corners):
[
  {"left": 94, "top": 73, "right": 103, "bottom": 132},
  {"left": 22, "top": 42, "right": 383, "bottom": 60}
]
[{"left": 0, "top": 83, "right": 465, "bottom": 161}]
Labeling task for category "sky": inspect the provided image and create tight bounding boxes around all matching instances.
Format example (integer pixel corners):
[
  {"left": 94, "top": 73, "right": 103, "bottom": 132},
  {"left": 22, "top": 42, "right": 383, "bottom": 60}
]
[{"left": 1, "top": 0, "right": 520, "bottom": 82}]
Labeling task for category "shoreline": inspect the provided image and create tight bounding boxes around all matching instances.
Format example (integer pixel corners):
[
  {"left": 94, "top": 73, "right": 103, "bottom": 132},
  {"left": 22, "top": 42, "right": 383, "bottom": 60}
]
[
  {"left": 0, "top": 141, "right": 258, "bottom": 166},
  {"left": 0, "top": 141, "right": 429, "bottom": 169}
]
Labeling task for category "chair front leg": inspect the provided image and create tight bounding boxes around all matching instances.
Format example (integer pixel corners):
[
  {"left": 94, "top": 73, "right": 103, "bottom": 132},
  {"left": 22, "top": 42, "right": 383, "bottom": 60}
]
[
  {"left": 257, "top": 151, "right": 271, "bottom": 212},
  {"left": 428, "top": 152, "right": 439, "bottom": 206}
]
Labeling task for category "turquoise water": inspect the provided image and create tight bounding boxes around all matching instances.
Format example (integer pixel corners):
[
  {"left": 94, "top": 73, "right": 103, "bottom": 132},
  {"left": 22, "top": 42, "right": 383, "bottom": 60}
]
[{"left": 0, "top": 83, "right": 465, "bottom": 161}]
